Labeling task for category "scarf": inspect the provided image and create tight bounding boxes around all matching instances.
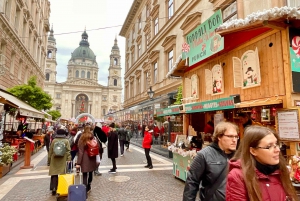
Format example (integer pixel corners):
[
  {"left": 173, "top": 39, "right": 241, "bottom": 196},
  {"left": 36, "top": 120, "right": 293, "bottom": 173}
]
[{"left": 255, "top": 160, "right": 279, "bottom": 175}]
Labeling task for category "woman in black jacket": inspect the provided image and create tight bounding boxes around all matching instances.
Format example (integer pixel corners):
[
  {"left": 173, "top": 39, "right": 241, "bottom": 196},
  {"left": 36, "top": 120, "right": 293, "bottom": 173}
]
[{"left": 93, "top": 123, "right": 107, "bottom": 176}]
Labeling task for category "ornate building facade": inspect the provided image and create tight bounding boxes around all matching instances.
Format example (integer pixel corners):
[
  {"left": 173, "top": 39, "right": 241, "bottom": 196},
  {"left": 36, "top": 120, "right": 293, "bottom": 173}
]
[
  {"left": 44, "top": 29, "right": 122, "bottom": 120},
  {"left": 0, "top": 0, "right": 51, "bottom": 89}
]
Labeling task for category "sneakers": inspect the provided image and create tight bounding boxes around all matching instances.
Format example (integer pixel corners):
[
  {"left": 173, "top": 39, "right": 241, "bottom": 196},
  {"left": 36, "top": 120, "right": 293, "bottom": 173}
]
[
  {"left": 144, "top": 165, "right": 150, "bottom": 168},
  {"left": 108, "top": 169, "right": 116, "bottom": 174},
  {"left": 86, "top": 184, "right": 91, "bottom": 193},
  {"left": 94, "top": 170, "right": 102, "bottom": 176},
  {"left": 120, "top": 154, "right": 124, "bottom": 157},
  {"left": 126, "top": 147, "right": 129, "bottom": 151},
  {"left": 149, "top": 165, "right": 153, "bottom": 169}
]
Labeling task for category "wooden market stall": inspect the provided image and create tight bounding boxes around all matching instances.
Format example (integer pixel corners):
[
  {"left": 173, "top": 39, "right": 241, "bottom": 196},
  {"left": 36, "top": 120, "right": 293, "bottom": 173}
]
[{"left": 168, "top": 8, "right": 300, "bottom": 182}]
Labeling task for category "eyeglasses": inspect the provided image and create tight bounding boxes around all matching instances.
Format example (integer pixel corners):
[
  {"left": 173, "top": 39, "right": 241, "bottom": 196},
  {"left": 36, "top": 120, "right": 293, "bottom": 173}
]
[
  {"left": 256, "top": 144, "right": 280, "bottom": 150},
  {"left": 223, "top": 135, "right": 239, "bottom": 140}
]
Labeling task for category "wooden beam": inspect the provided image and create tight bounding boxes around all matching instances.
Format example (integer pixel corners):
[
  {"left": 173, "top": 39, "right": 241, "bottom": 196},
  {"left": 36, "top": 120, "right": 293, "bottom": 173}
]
[{"left": 263, "top": 20, "right": 287, "bottom": 30}]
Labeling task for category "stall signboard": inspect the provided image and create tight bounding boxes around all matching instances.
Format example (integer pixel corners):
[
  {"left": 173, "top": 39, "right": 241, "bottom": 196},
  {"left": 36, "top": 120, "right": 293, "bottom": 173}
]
[
  {"left": 277, "top": 109, "right": 300, "bottom": 140},
  {"left": 156, "top": 106, "right": 181, "bottom": 117},
  {"left": 183, "top": 10, "right": 224, "bottom": 66},
  {"left": 185, "top": 97, "right": 234, "bottom": 113}
]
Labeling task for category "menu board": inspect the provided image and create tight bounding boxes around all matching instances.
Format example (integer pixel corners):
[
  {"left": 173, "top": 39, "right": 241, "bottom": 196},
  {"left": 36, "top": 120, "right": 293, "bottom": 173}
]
[{"left": 277, "top": 109, "right": 300, "bottom": 140}]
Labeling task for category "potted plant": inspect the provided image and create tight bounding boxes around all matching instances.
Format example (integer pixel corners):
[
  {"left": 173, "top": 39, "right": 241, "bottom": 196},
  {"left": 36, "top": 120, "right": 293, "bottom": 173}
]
[{"left": 0, "top": 143, "right": 17, "bottom": 178}]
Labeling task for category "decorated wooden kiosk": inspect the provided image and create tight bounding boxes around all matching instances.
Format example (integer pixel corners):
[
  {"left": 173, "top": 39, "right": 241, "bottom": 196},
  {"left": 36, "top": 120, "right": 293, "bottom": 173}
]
[{"left": 167, "top": 8, "right": 300, "bottom": 184}]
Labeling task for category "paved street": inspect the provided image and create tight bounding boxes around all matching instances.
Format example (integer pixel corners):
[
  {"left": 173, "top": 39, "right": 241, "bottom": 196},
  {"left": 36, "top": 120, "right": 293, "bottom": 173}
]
[{"left": 0, "top": 145, "right": 185, "bottom": 201}]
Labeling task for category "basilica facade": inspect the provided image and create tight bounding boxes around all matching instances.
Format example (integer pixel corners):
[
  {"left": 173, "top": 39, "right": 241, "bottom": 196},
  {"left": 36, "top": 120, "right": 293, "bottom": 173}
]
[{"left": 44, "top": 28, "right": 122, "bottom": 120}]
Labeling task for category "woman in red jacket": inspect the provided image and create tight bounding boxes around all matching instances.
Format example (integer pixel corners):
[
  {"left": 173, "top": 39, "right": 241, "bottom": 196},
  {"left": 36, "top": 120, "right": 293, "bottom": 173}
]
[
  {"left": 142, "top": 125, "right": 153, "bottom": 169},
  {"left": 226, "top": 126, "right": 297, "bottom": 201}
]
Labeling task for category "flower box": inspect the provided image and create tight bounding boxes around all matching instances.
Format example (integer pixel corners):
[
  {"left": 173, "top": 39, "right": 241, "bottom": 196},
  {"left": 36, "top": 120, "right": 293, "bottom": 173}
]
[{"left": 0, "top": 164, "right": 11, "bottom": 178}]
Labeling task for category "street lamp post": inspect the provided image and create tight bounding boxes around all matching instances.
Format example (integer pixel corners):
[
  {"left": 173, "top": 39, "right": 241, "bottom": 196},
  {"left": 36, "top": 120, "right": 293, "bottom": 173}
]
[{"left": 147, "top": 86, "right": 155, "bottom": 100}]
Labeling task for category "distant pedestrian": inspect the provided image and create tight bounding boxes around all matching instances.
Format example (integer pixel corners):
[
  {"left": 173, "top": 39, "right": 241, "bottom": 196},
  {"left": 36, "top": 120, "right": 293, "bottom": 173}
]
[
  {"left": 226, "top": 126, "right": 297, "bottom": 201},
  {"left": 44, "top": 127, "right": 54, "bottom": 166},
  {"left": 125, "top": 125, "right": 133, "bottom": 151},
  {"left": 142, "top": 125, "right": 153, "bottom": 169},
  {"left": 48, "top": 128, "right": 71, "bottom": 196},
  {"left": 93, "top": 122, "right": 107, "bottom": 176},
  {"left": 76, "top": 125, "right": 99, "bottom": 194},
  {"left": 107, "top": 122, "right": 118, "bottom": 173},
  {"left": 118, "top": 124, "right": 127, "bottom": 156}
]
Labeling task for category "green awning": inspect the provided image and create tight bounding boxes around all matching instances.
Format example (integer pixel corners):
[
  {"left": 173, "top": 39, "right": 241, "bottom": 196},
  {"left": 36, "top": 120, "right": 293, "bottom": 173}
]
[
  {"left": 156, "top": 105, "right": 181, "bottom": 117},
  {"left": 185, "top": 97, "right": 235, "bottom": 113}
]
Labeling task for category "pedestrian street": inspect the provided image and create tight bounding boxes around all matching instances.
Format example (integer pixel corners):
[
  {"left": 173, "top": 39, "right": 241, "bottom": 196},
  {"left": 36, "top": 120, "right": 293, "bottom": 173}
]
[{"left": 0, "top": 144, "right": 185, "bottom": 201}]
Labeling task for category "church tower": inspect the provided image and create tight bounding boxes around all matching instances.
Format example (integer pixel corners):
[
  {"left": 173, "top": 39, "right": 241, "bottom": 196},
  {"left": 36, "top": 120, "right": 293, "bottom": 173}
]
[
  {"left": 108, "top": 37, "right": 122, "bottom": 88},
  {"left": 45, "top": 26, "right": 57, "bottom": 83}
]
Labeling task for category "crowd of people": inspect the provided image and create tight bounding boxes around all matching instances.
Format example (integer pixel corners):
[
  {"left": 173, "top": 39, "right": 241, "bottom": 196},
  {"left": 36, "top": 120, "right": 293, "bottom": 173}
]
[{"left": 44, "top": 121, "right": 148, "bottom": 196}]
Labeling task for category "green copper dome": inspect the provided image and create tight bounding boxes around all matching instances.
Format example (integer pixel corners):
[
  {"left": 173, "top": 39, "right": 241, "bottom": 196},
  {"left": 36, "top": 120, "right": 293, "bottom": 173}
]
[{"left": 71, "top": 30, "right": 96, "bottom": 61}]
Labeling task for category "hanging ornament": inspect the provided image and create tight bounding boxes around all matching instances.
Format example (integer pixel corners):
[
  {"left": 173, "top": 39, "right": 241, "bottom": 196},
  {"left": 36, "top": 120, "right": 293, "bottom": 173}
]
[
  {"left": 271, "top": 107, "right": 277, "bottom": 117},
  {"left": 292, "top": 36, "right": 300, "bottom": 58}
]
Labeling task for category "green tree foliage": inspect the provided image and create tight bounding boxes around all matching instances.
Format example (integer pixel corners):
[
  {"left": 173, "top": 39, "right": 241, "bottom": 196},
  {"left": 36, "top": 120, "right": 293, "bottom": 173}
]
[
  {"left": 174, "top": 84, "right": 183, "bottom": 105},
  {"left": 47, "top": 110, "right": 61, "bottom": 121},
  {"left": 7, "top": 76, "right": 53, "bottom": 110}
]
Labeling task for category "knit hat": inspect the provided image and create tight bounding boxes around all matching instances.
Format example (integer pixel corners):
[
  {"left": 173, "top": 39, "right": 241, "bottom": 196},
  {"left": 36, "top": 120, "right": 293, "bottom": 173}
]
[
  {"left": 109, "top": 122, "right": 115, "bottom": 128},
  {"left": 96, "top": 122, "right": 102, "bottom": 128}
]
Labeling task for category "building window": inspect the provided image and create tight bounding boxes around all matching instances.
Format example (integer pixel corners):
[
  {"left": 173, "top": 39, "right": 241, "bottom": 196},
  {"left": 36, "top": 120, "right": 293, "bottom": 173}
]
[
  {"left": 137, "top": 44, "right": 141, "bottom": 58},
  {"left": 76, "top": 70, "right": 79, "bottom": 78},
  {"left": 222, "top": 1, "right": 237, "bottom": 22},
  {"left": 83, "top": 50, "right": 86, "bottom": 55},
  {"left": 168, "top": 50, "right": 173, "bottom": 72},
  {"left": 15, "top": 6, "right": 21, "bottom": 31},
  {"left": 114, "top": 58, "right": 118, "bottom": 65},
  {"left": 146, "top": 34, "right": 150, "bottom": 49},
  {"left": 131, "top": 51, "right": 135, "bottom": 64},
  {"left": 18, "top": 60, "right": 22, "bottom": 80},
  {"left": 81, "top": 70, "right": 85, "bottom": 78},
  {"left": 87, "top": 71, "right": 90, "bottom": 79},
  {"left": 114, "top": 79, "right": 117, "bottom": 86},
  {"left": 132, "top": 27, "right": 135, "bottom": 40},
  {"left": 113, "top": 96, "right": 117, "bottom": 102},
  {"left": 138, "top": 16, "right": 142, "bottom": 30},
  {"left": 144, "top": 71, "right": 149, "bottom": 91},
  {"left": 56, "top": 93, "right": 61, "bottom": 99},
  {"left": 47, "top": 50, "right": 52, "bottom": 58},
  {"left": 136, "top": 78, "right": 141, "bottom": 94},
  {"left": 102, "top": 108, "right": 106, "bottom": 115},
  {"left": 10, "top": 53, "right": 15, "bottom": 74},
  {"left": 168, "top": 0, "right": 174, "bottom": 19},
  {"left": 102, "top": 96, "right": 107, "bottom": 101},
  {"left": 130, "top": 81, "right": 134, "bottom": 97},
  {"left": 45, "top": 73, "right": 50, "bottom": 81},
  {"left": 153, "top": 62, "right": 158, "bottom": 84},
  {"left": 146, "top": 4, "right": 150, "bottom": 18},
  {"left": 154, "top": 17, "right": 159, "bottom": 35}
]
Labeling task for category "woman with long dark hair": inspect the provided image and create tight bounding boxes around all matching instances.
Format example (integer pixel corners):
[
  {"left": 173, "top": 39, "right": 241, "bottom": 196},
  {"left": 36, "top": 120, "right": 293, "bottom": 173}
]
[
  {"left": 226, "top": 125, "right": 297, "bottom": 201},
  {"left": 76, "top": 125, "right": 99, "bottom": 194}
]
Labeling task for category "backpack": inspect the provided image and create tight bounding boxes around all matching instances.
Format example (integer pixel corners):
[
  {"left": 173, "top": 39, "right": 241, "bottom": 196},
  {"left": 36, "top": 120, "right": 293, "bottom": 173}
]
[
  {"left": 86, "top": 138, "right": 99, "bottom": 157},
  {"left": 53, "top": 140, "right": 66, "bottom": 157}
]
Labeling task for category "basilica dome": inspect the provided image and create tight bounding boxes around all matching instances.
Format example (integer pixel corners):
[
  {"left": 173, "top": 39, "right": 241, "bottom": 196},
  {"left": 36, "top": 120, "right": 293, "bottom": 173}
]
[{"left": 71, "top": 30, "right": 96, "bottom": 61}]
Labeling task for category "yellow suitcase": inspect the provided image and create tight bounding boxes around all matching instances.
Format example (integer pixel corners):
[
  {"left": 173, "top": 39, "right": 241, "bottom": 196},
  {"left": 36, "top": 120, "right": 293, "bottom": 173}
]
[{"left": 56, "top": 162, "right": 75, "bottom": 197}]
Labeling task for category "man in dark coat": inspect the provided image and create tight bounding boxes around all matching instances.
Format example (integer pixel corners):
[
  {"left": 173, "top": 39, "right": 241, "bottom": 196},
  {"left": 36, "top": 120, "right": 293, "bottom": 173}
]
[
  {"left": 117, "top": 124, "right": 127, "bottom": 156},
  {"left": 107, "top": 122, "right": 118, "bottom": 174},
  {"left": 93, "top": 122, "right": 107, "bottom": 176},
  {"left": 183, "top": 122, "right": 239, "bottom": 201}
]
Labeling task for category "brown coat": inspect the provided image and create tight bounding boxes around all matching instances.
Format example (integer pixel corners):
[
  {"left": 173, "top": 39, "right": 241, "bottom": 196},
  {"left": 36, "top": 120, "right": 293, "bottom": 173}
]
[{"left": 77, "top": 141, "right": 99, "bottom": 173}]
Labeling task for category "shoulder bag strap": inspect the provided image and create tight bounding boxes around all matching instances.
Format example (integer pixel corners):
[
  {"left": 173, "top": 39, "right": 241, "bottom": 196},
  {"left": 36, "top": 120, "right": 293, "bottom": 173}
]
[
  {"left": 95, "top": 134, "right": 101, "bottom": 143},
  {"left": 203, "top": 162, "right": 227, "bottom": 201}
]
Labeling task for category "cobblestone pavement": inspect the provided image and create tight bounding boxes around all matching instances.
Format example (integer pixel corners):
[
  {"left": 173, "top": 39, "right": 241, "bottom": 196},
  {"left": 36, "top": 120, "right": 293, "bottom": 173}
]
[{"left": 0, "top": 145, "right": 185, "bottom": 201}]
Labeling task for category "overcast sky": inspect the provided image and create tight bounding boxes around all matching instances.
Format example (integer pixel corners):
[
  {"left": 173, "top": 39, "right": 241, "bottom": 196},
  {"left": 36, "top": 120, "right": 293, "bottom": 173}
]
[{"left": 49, "top": 0, "right": 134, "bottom": 86}]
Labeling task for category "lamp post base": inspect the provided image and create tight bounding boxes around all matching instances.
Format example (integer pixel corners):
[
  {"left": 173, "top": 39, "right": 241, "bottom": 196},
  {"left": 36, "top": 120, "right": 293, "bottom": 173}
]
[{"left": 20, "top": 164, "right": 34, "bottom": 169}]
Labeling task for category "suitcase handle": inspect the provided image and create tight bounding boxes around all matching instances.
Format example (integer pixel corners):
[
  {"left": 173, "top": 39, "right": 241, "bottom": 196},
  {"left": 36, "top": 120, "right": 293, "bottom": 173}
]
[
  {"left": 65, "top": 161, "right": 73, "bottom": 174},
  {"left": 73, "top": 164, "right": 83, "bottom": 185}
]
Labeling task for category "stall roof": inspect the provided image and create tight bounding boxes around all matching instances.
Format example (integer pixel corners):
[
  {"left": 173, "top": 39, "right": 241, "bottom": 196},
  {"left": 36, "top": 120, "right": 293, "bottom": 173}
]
[
  {"left": 171, "top": 7, "right": 300, "bottom": 76},
  {"left": 0, "top": 89, "right": 44, "bottom": 118}
]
